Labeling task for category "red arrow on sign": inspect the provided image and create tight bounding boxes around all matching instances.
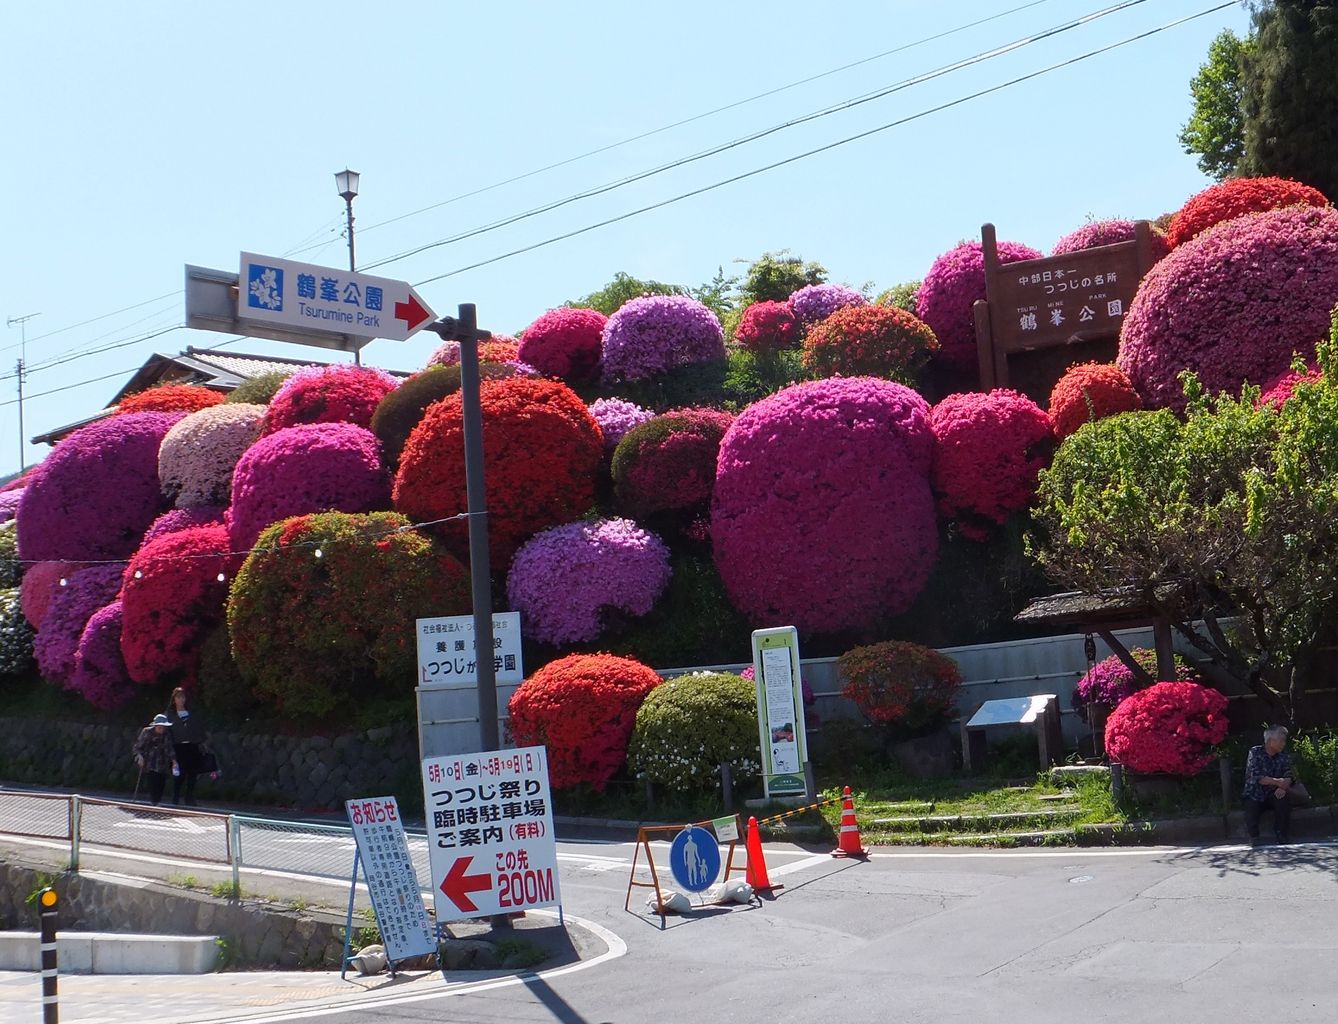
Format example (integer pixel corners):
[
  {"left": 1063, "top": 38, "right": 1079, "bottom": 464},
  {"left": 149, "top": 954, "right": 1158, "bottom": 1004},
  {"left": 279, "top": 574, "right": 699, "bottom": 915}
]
[
  {"left": 440, "top": 855, "right": 492, "bottom": 912},
  {"left": 394, "top": 294, "right": 431, "bottom": 333}
]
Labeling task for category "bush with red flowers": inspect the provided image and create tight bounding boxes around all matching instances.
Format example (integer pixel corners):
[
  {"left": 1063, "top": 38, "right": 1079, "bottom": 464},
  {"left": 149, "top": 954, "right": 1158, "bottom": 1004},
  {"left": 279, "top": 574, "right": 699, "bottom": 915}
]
[
  {"left": 370, "top": 363, "right": 523, "bottom": 470},
  {"left": 1104, "top": 680, "right": 1228, "bottom": 775},
  {"left": 712, "top": 377, "right": 938, "bottom": 634},
  {"left": 1168, "top": 176, "right": 1328, "bottom": 248},
  {"left": 70, "top": 601, "right": 133, "bottom": 711},
  {"left": 228, "top": 511, "right": 471, "bottom": 718},
  {"left": 17, "top": 412, "right": 181, "bottom": 563},
  {"left": 1051, "top": 219, "right": 1171, "bottom": 260},
  {"left": 1047, "top": 362, "right": 1143, "bottom": 440},
  {"left": 1117, "top": 205, "right": 1338, "bottom": 410},
  {"left": 518, "top": 308, "right": 607, "bottom": 380},
  {"left": 117, "top": 384, "right": 223, "bottom": 416},
  {"left": 228, "top": 422, "right": 390, "bottom": 550},
  {"left": 507, "top": 653, "right": 662, "bottom": 790},
  {"left": 120, "top": 525, "right": 238, "bottom": 685},
  {"left": 802, "top": 304, "right": 938, "bottom": 383},
  {"left": 734, "top": 300, "right": 799, "bottom": 353},
  {"left": 916, "top": 239, "right": 1041, "bottom": 367},
  {"left": 427, "top": 335, "right": 521, "bottom": 369},
  {"left": 839, "top": 640, "right": 962, "bottom": 736},
  {"left": 930, "top": 390, "right": 1053, "bottom": 540},
  {"left": 611, "top": 408, "right": 733, "bottom": 521},
  {"left": 600, "top": 295, "right": 726, "bottom": 383},
  {"left": 395, "top": 378, "right": 602, "bottom": 568},
  {"left": 261, "top": 364, "right": 400, "bottom": 435},
  {"left": 159, "top": 403, "right": 266, "bottom": 507},
  {"left": 142, "top": 506, "right": 227, "bottom": 545},
  {"left": 1259, "top": 363, "right": 1323, "bottom": 409},
  {"left": 34, "top": 565, "right": 124, "bottom": 683},
  {"left": 20, "top": 561, "right": 80, "bottom": 629}
]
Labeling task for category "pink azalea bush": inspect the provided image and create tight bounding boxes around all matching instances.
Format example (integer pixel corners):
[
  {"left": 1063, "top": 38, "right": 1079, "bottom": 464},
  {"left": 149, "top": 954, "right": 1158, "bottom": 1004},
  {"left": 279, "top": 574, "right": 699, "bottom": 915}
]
[
  {"left": 600, "top": 295, "right": 725, "bottom": 383},
  {"left": 142, "top": 507, "right": 227, "bottom": 545},
  {"left": 734, "top": 300, "right": 799, "bottom": 352},
  {"left": 916, "top": 240, "right": 1041, "bottom": 367},
  {"left": 787, "top": 284, "right": 865, "bottom": 328},
  {"left": 610, "top": 408, "right": 734, "bottom": 520},
  {"left": 70, "top": 601, "right": 133, "bottom": 711},
  {"left": 1104, "top": 681, "right": 1228, "bottom": 775},
  {"left": 1117, "top": 205, "right": 1338, "bottom": 410},
  {"left": 17, "top": 412, "right": 181, "bottom": 563},
  {"left": 1259, "top": 363, "right": 1322, "bottom": 409},
  {"left": 21, "top": 561, "right": 79, "bottom": 628},
  {"left": 588, "top": 398, "right": 654, "bottom": 450},
  {"left": 518, "top": 308, "right": 607, "bottom": 381},
  {"left": 0, "top": 489, "right": 22, "bottom": 524},
  {"left": 1051, "top": 219, "right": 1171, "bottom": 259},
  {"left": 1168, "top": 176, "right": 1329, "bottom": 248},
  {"left": 929, "top": 390, "right": 1053, "bottom": 540},
  {"left": 159, "top": 403, "right": 266, "bottom": 507},
  {"left": 711, "top": 377, "right": 938, "bottom": 633},
  {"left": 261, "top": 364, "right": 399, "bottom": 435},
  {"left": 35, "top": 565, "right": 124, "bottom": 683},
  {"left": 228, "top": 422, "right": 390, "bottom": 550},
  {"left": 506, "top": 518, "right": 672, "bottom": 645},
  {"left": 427, "top": 335, "right": 521, "bottom": 369}
]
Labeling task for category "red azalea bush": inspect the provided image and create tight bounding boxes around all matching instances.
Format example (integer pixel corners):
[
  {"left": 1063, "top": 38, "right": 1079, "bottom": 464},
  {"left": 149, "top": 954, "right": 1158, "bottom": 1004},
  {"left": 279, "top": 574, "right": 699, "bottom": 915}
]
[
  {"left": 120, "top": 525, "right": 238, "bottom": 685},
  {"left": 1168, "top": 176, "right": 1328, "bottom": 248},
  {"left": 802, "top": 304, "right": 939, "bottom": 383},
  {"left": 518, "top": 308, "right": 607, "bottom": 380},
  {"left": 159, "top": 403, "right": 266, "bottom": 507},
  {"left": 839, "top": 640, "right": 962, "bottom": 734},
  {"left": 610, "top": 408, "right": 733, "bottom": 520},
  {"left": 1259, "top": 363, "right": 1323, "bottom": 409},
  {"left": 394, "top": 378, "right": 602, "bottom": 568},
  {"left": 228, "top": 511, "right": 471, "bottom": 718},
  {"left": 228, "top": 422, "right": 390, "bottom": 550},
  {"left": 1118, "top": 205, "right": 1338, "bottom": 410},
  {"left": 34, "top": 565, "right": 124, "bottom": 683},
  {"left": 427, "top": 335, "right": 521, "bottom": 369},
  {"left": 20, "top": 561, "right": 81, "bottom": 628},
  {"left": 142, "top": 506, "right": 226, "bottom": 545},
  {"left": 1051, "top": 219, "right": 1171, "bottom": 260},
  {"left": 1047, "top": 362, "right": 1143, "bottom": 440},
  {"left": 1104, "top": 681, "right": 1228, "bottom": 775},
  {"left": 17, "top": 412, "right": 181, "bottom": 563},
  {"left": 117, "top": 384, "right": 223, "bottom": 416},
  {"left": 70, "top": 600, "right": 133, "bottom": 711},
  {"left": 507, "top": 653, "right": 662, "bottom": 790},
  {"left": 930, "top": 390, "right": 1053, "bottom": 540},
  {"left": 711, "top": 377, "right": 938, "bottom": 633},
  {"left": 916, "top": 239, "right": 1041, "bottom": 367},
  {"left": 262, "top": 364, "right": 400, "bottom": 435},
  {"left": 734, "top": 301, "right": 799, "bottom": 353}
]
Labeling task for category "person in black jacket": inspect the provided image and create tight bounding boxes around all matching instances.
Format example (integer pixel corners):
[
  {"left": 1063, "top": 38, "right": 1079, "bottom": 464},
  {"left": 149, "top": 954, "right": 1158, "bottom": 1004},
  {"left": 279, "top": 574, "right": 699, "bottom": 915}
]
[
  {"left": 133, "top": 714, "right": 177, "bottom": 806},
  {"left": 165, "top": 686, "right": 207, "bottom": 806}
]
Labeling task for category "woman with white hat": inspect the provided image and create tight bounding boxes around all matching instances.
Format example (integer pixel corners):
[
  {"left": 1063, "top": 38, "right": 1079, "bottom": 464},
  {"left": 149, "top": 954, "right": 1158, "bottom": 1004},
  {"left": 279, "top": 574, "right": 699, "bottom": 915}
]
[{"left": 132, "top": 713, "right": 178, "bottom": 807}]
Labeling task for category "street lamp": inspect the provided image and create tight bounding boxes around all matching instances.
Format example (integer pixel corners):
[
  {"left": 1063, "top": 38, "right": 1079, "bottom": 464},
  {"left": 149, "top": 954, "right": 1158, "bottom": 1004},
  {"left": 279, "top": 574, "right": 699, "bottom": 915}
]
[{"left": 335, "top": 169, "right": 360, "bottom": 364}]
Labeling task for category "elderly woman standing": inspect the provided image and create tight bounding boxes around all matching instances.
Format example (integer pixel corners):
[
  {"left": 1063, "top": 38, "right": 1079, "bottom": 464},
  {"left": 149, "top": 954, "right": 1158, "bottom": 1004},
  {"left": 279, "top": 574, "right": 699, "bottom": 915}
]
[
  {"left": 165, "top": 687, "right": 207, "bottom": 807},
  {"left": 133, "top": 714, "right": 177, "bottom": 807},
  {"left": 1243, "top": 725, "right": 1296, "bottom": 845}
]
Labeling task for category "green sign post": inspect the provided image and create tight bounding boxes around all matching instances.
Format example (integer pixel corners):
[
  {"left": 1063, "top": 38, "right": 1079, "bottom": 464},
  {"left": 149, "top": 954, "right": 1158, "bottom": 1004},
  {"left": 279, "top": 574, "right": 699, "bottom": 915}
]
[{"left": 751, "top": 626, "right": 813, "bottom": 800}]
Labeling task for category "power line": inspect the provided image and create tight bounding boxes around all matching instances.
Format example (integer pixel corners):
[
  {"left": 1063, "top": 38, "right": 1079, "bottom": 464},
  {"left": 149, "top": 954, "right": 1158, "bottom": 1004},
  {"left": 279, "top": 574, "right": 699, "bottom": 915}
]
[
  {"left": 0, "top": 290, "right": 182, "bottom": 355},
  {"left": 411, "top": 1, "right": 1234, "bottom": 288}
]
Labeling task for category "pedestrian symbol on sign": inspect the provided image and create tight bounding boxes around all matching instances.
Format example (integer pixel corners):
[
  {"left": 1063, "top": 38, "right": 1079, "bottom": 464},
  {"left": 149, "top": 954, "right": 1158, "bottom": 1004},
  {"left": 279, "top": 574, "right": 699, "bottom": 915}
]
[{"left": 668, "top": 825, "right": 720, "bottom": 893}]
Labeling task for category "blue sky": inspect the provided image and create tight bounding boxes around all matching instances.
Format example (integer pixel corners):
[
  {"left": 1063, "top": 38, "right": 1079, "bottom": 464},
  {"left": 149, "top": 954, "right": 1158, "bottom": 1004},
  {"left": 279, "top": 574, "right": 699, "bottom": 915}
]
[{"left": 0, "top": 0, "right": 1250, "bottom": 477}]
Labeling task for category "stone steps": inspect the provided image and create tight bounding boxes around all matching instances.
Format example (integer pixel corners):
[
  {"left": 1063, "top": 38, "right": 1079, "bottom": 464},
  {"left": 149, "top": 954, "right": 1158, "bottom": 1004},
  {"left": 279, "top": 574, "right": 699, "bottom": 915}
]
[{"left": 0, "top": 931, "right": 219, "bottom": 974}]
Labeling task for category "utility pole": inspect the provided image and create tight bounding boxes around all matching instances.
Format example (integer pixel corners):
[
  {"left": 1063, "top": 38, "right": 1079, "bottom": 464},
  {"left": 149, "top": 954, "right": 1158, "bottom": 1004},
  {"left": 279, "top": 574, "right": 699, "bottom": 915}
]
[{"left": 6, "top": 313, "right": 39, "bottom": 471}]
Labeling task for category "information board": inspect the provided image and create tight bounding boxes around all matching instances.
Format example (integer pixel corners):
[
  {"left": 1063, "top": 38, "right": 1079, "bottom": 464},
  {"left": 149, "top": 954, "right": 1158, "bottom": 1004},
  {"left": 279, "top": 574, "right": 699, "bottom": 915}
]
[
  {"left": 417, "top": 612, "right": 524, "bottom": 688},
  {"left": 344, "top": 796, "right": 436, "bottom": 963},
  {"left": 751, "top": 626, "right": 810, "bottom": 798},
  {"left": 422, "top": 745, "right": 561, "bottom": 920}
]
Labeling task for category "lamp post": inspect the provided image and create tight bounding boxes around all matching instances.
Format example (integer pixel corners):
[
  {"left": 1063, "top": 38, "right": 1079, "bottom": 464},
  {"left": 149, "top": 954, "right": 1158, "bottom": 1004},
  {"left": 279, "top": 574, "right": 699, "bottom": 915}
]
[{"left": 334, "top": 169, "right": 361, "bottom": 364}]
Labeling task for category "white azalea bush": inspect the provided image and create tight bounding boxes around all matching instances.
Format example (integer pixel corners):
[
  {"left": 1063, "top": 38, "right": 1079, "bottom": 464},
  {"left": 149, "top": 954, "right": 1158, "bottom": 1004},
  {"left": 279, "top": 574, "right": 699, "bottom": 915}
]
[
  {"left": 627, "top": 671, "right": 761, "bottom": 791},
  {"left": 0, "top": 587, "right": 34, "bottom": 676}
]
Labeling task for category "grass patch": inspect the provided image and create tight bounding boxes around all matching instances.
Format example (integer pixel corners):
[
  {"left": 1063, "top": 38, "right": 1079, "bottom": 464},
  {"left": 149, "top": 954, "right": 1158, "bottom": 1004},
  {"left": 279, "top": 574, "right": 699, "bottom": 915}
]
[{"left": 493, "top": 938, "right": 549, "bottom": 969}]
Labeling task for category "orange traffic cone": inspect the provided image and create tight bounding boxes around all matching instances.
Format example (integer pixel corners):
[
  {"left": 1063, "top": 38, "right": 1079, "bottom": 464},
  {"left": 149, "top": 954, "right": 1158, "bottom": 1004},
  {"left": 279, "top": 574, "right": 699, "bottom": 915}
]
[
  {"left": 745, "top": 815, "right": 782, "bottom": 893},
  {"left": 831, "top": 785, "right": 868, "bottom": 858}
]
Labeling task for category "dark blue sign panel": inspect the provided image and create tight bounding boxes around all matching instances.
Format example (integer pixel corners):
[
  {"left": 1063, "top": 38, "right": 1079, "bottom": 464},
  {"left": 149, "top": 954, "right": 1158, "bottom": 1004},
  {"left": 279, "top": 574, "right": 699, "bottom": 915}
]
[{"left": 668, "top": 825, "right": 721, "bottom": 893}]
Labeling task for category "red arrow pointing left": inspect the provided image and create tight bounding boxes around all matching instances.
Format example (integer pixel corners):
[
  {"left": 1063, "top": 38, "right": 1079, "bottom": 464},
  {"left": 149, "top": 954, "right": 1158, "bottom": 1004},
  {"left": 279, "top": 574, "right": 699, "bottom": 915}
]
[
  {"left": 394, "top": 293, "right": 431, "bottom": 334},
  {"left": 440, "top": 855, "right": 492, "bottom": 913}
]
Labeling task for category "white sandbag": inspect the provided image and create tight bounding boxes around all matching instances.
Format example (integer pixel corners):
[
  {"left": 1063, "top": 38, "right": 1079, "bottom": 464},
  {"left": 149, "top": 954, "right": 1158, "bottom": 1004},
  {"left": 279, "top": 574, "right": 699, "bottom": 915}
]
[
  {"left": 712, "top": 878, "right": 755, "bottom": 904},
  {"left": 349, "top": 943, "right": 388, "bottom": 975},
  {"left": 646, "top": 889, "right": 692, "bottom": 914}
]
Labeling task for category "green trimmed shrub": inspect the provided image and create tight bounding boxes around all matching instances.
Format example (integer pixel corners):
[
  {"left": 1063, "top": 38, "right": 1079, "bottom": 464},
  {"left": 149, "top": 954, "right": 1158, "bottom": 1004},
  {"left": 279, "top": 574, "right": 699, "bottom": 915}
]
[
  {"left": 195, "top": 623, "right": 259, "bottom": 724},
  {"left": 0, "top": 587, "right": 34, "bottom": 676},
  {"left": 721, "top": 348, "right": 808, "bottom": 409},
  {"left": 875, "top": 280, "right": 921, "bottom": 317},
  {"left": 628, "top": 671, "right": 760, "bottom": 790},
  {"left": 605, "top": 555, "right": 751, "bottom": 668},
  {"left": 224, "top": 371, "right": 294, "bottom": 406}
]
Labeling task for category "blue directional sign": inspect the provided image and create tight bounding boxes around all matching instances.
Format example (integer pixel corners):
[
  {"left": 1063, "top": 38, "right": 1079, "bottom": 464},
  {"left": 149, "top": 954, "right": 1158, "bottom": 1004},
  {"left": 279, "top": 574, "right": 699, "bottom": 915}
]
[{"left": 668, "top": 825, "right": 721, "bottom": 893}]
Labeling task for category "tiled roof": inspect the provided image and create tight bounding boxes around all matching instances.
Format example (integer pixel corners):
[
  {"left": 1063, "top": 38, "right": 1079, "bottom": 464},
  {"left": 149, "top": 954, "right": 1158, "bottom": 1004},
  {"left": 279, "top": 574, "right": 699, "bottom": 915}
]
[{"left": 185, "top": 347, "right": 412, "bottom": 379}]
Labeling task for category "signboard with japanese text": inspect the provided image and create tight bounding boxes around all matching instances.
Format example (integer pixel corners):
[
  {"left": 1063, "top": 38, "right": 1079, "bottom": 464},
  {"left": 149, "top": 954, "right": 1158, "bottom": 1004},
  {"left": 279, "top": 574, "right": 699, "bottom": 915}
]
[
  {"left": 422, "top": 745, "right": 561, "bottom": 920},
  {"left": 416, "top": 612, "right": 523, "bottom": 689},
  {"left": 750, "top": 627, "right": 810, "bottom": 798},
  {"left": 238, "top": 252, "right": 434, "bottom": 343},
  {"left": 344, "top": 796, "right": 436, "bottom": 963}
]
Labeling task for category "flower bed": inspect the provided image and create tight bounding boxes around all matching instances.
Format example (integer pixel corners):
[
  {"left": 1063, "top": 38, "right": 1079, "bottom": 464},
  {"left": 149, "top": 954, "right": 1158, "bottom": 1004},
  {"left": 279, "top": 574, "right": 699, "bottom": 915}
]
[
  {"left": 787, "top": 284, "right": 865, "bottom": 328},
  {"left": 734, "top": 300, "right": 799, "bottom": 353},
  {"left": 117, "top": 384, "right": 223, "bottom": 416},
  {"left": 610, "top": 408, "right": 733, "bottom": 520}
]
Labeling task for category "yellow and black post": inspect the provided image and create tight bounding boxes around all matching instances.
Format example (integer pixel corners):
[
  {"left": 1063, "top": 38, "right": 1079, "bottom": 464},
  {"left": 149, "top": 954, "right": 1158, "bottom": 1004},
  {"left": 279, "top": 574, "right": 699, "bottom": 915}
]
[{"left": 38, "top": 886, "right": 58, "bottom": 1023}]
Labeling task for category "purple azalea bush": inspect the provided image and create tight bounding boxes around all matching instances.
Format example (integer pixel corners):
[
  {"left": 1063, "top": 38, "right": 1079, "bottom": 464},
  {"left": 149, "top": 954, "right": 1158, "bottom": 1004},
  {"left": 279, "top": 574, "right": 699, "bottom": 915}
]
[
  {"left": 70, "top": 600, "right": 134, "bottom": 711},
  {"left": 600, "top": 295, "right": 725, "bottom": 383},
  {"left": 34, "top": 564, "right": 124, "bottom": 683},
  {"left": 711, "top": 377, "right": 938, "bottom": 634},
  {"left": 787, "top": 283, "right": 865, "bottom": 328},
  {"left": 915, "top": 240, "right": 1041, "bottom": 367},
  {"left": 142, "top": 506, "right": 227, "bottom": 546},
  {"left": 0, "top": 489, "right": 22, "bottom": 524},
  {"left": 588, "top": 398, "right": 654, "bottom": 450},
  {"left": 506, "top": 518, "right": 672, "bottom": 645},
  {"left": 1118, "top": 205, "right": 1338, "bottom": 410},
  {"left": 159, "top": 403, "right": 266, "bottom": 508}
]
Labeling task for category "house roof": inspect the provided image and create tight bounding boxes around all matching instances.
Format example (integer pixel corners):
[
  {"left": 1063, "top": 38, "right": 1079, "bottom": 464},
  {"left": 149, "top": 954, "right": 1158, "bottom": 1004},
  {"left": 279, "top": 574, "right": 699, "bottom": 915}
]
[{"left": 1014, "top": 582, "right": 1190, "bottom": 628}]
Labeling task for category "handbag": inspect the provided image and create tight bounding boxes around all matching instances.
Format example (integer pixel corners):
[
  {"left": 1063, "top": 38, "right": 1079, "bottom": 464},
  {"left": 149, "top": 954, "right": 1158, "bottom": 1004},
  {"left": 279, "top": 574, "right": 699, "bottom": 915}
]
[{"left": 1287, "top": 781, "right": 1310, "bottom": 805}]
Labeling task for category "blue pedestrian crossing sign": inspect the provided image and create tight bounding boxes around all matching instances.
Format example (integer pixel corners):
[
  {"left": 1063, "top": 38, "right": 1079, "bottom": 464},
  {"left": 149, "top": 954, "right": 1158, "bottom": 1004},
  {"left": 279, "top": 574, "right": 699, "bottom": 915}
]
[{"left": 668, "top": 825, "right": 720, "bottom": 893}]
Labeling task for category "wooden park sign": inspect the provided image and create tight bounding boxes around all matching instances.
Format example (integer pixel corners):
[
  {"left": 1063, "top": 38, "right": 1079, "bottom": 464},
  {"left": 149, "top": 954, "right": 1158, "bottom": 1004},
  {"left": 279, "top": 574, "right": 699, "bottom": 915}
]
[{"left": 973, "top": 221, "right": 1161, "bottom": 390}]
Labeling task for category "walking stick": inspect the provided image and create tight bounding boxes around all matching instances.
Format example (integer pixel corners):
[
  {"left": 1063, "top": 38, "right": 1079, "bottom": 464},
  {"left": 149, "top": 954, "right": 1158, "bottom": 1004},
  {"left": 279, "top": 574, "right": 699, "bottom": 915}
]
[{"left": 133, "top": 765, "right": 143, "bottom": 801}]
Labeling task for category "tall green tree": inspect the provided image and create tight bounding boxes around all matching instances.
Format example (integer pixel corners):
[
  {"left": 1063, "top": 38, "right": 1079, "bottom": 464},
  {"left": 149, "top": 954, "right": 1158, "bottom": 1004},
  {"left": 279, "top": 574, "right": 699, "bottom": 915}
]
[
  {"left": 1178, "top": 29, "right": 1250, "bottom": 180},
  {"left": 566, "top": 272, "right": 685, "bottom": 316},
  {"left": 737, "top": 250, "right": 827, "bottom": 305}
]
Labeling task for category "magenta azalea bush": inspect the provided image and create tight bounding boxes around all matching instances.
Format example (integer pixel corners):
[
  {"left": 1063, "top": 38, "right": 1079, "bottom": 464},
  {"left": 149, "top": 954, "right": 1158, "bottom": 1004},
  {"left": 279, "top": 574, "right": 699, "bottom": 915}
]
[
  {"left": 787, "top": 284, "right": 865, "bottom": 328},
  {"left": 1074, "top": 650, "right": 1198, "bottom": 710},
  {"left": 16, "top": 412, "right": 181, "bottom": 563},
  {"left": 600, "top": 295, "right": 725, "bottom": 383},
  {"left": 519, "top": 308, "right": 607, "bottom": 381},
  {"left": 916, "top": 240, "right": 1041, "bottom": 367},
  {"left": 588, "top": 398, "right": 654, "bottom": 450},
  {"left": 142, "top": 506, "right": 227, "bottom": 545},
  {"left": 1104, "top": 681, "right": 1228, "bottom": 775},
  {"left": 34, "top": 565, "right": 124, "bottom": 683},
  {"left": 228, "top": 422, "right": 390, "bottom": 550},
  {"left": 930, "top": 390, "right": 1053, "bottom": 540},
  {"left": 506, "top": 518, "right": 672, "bottom": 645},
  {"left": 70, "top": 600, "right": 133, "bottom": 710},
  {"left": 262, "top": 364, "right": 399, "bottom": 435},
  {"left": 159, "top": 403, "right": 266, "bottom": 507},
  {"left": 1118, "top": 205, "right": 1338, "bottom": 409},
  {"left": 712, "top": 377, "right": 938, "bottom": 633},
  {"left": 1259, "top": 363, "right": 1322, "bottom": 409},
  {"left": 1051, "top": 219, "right": 1171, "bottom": 260}
]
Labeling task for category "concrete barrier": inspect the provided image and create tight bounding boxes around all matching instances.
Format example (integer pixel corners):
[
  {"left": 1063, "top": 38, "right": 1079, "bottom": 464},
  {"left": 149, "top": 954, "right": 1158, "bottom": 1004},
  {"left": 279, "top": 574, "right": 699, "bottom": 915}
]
[{"left": 0, "top": 931, "right": 218, "bottom": 974}]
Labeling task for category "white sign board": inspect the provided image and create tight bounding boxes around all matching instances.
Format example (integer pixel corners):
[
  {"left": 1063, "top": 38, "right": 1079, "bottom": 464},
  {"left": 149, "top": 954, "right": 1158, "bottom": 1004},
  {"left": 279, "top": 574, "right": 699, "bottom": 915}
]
[
  {"left": 751, "top": 626, "right": 810, "bottom": 798},
  {"left": 417, "top": 612, "right": 523, "bottom": 688},
  {"left": 238, "top": 252, "right": 435, "bottom": 342},
  {"left": 344, "top": 796, "right": 436, "bottom": 962},
  {"left": 423, "top": 745, "right": 560, "bottom": 920}
]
